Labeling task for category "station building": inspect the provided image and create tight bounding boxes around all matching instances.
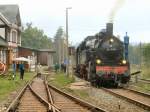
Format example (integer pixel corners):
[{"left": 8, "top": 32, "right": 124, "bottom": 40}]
[
  {"left": 0, "top": 5, "right": 22, "bottom": 68},
  {"left": 0, "top": 5, "right": 55, "bottom": 72}
]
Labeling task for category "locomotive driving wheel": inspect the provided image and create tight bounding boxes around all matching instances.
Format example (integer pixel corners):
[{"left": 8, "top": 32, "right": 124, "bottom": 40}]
[{"left": 88, "top": 61, "right": 97, "bottom": 86}]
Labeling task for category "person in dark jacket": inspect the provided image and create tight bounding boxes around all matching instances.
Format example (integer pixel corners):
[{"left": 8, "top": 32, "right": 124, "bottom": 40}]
[
  {"left": 19, "top": 62, "right": 25, "bottom": 80},
  {"left": 12, "top": 61, "right": 16, "bottom": 79},
  {"left": 61, "top": 62, "right": 64, "bottom": 72},
  {"left": 54, "top": 63, "right": 59, "bottom": 73}
]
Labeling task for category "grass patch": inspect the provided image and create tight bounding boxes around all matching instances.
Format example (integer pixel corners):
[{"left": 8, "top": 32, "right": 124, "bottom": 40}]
[
  {"left": 0, "top": 72, "right": 35, "bottom": 101},
  {"left": 63, "top": 87, "right": 89, "bottom": 99},
  {"left": 72, "top": 89, "right": 89, "bottom": 99},
  {"left": 48, "top": 72, "right": 75, "bottom": 88},
  {"left": 130, "top": 64, "right": 150, "bottom": 93},
  {"left": 48, "top": 72, "right": 89, "bottom": 99},
  {"left": 132, "top": 82, "right": 150, "bottom": 93},
  {"left": 131, "top": 64, "right": 150, "bottom": 79},
  {"left": 141, "top": 66, "right": 150, "bottom": 79}
]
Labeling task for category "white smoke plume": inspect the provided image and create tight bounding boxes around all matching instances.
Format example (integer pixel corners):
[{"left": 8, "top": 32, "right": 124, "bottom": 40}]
[{"left": 109, "top": 0, "right": 125, "bottom": 22}]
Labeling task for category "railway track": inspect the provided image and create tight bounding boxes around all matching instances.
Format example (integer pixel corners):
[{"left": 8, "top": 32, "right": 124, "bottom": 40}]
[
  {"left": 6, "top": 77, "right": 61, "bottom": 112},
  {"left": 102, "top": 87, "right": 150, "bottom": 111},
  {"left": 48, "top": 84, "right": 107, "bottom": 112},
  {"left": 139, "top": 78, "right": 150, "bottom": 84},
  {"left": 6, "top": 76, "right": 107, "bottom": 112},
  {"left": 6, "top": 84, "right": 50, "bottom": 112}
]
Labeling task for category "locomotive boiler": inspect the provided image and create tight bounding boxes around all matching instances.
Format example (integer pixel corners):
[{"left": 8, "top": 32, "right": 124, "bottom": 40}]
[{"left": 76, "top": 23, "right": 130, "bottom": 87}]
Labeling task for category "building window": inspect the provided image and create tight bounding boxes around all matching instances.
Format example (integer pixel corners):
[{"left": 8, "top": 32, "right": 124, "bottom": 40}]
[
  {"left": 17, "top": 32, "right": 21, "bottom": 44},
  {"left": 0, "top": 50, "right": 6, "bottom": 64},
  {"left": 0, "top": 51, "right": 2, "bottom": 61},
  {"left": 7, "top": 30, "right": 10, "bottom": 42},
  {"left": 0, "top": 28, "right": 5, "bottom": 39},
  {"left": 12, "top": 31, "right": 17, "bottom": 43}
]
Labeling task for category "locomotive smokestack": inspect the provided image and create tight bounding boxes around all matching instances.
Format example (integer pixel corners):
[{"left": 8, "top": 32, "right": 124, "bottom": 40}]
[{"left": 106, "top": 23, "right": 113, "bottom": 36}]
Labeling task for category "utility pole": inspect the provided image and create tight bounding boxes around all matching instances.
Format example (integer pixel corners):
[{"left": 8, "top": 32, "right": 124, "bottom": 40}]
[
  {"left": 66, "top": 7, "right": 72, "bottom": 76},
  {"left": 59, "top": 37, "right": 61, "bottom": 66}
]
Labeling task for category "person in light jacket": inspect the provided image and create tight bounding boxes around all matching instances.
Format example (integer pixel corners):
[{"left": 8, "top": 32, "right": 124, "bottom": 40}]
[
  {"left": 37, "top": 63, "right": 42, "bottom": 77},
  {"left": 19, "top": 62, "right": 25, "bottom": 80}
]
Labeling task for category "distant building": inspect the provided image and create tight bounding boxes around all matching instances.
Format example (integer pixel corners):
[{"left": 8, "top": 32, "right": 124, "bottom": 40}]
[
  {"left": 0, "top": 5, "right": 22, "bottom": 67},
  {"left": 38, "top": 49, "right": 55, "bottom": 66},
  {"left": 18, "top": 47, "right": 55, "bottom": 71},
  {"left": 18, "top": 46, "right": 38, "bottom": 71},
  {"left": 0, "top": 36, "right": 7, "bottom": 65}
]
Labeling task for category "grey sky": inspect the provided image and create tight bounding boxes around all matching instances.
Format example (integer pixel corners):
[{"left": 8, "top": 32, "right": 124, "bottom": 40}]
[{"left": 0, "top": 0, "right": 150, "bottom": 44}]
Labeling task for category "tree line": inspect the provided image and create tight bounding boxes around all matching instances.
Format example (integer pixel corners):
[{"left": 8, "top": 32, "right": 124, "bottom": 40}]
[
  {"left": 21, "top": 23, "right": 52, "bottom": 49},
  {"left": 21, "top": 23, "right": 66, "bottom": 64},
  {"left": 129, "top": 43, "right": 150, "bottom": 67}
]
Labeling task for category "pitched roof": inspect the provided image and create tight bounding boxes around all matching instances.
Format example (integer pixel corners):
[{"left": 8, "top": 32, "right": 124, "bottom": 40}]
[
  {"left": 18, "top": 46, "right": 38, "bottom": 51},
  {"left": 38, "top": 49, "right": 56, "bottom": 53},
  {"left": 19, "top": 46, "right": 56, "bottom": 53},
  {"left": 0, "top": 5, "right": 21, "bottom": 26},
  {"left": 0, "top": 36, "right": 7, "bottom": 46}
]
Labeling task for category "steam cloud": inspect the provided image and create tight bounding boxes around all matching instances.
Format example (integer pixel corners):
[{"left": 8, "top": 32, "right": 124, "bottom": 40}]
[{"left": 109, "top": 0, "right": 125, "bottom": 22}]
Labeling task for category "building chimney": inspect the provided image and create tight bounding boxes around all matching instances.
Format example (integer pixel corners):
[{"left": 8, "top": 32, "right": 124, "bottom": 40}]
[{"left": 106, "top": 23, "right": 113, "bottom": 36}]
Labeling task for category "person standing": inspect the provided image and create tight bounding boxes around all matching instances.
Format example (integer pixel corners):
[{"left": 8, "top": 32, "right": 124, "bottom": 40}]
[
  {"left": 54, "top": 63, "right": 59, "bottom": 73},
  {"left": 19, "top": 62, "right": 25, "bottom": 80},
  {"left": 12, "top": 61, "right": 16, "bottom": 79},
  {"left": 61, "top": 62, "right": 64, "bottom": 72},
  {"left": 63, "top": 63, "right": 66, "bottom": 73},
  {"left": 36, "top": 63, "right": 42, "bottom": 77}
]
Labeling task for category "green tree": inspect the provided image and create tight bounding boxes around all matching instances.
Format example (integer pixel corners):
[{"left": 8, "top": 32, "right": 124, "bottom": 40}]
[
  {"left": 129, "top": 44, "right": 140, "bottom": 64},
  {"left": 21, "top": 23, "right": 52, "bottom": 49},
  {"left": 53, "top": 27, "right": 65, "bottom": 64},
  {"left": 143, "top": 43, "right": 150, "bottom": 66},
  {"left": 54, "top": 27, "right": 63, "bottom": 39}
]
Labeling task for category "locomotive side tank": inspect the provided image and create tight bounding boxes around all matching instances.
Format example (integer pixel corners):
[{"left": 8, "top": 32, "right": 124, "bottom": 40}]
[{"left": 76, "top": 23, "right": 130, "bottom": 87}]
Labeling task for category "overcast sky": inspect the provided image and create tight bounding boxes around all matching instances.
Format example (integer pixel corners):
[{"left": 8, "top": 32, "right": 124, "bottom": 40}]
[{"left": 0, "top": 0, "right": 150, "bottom": 45}]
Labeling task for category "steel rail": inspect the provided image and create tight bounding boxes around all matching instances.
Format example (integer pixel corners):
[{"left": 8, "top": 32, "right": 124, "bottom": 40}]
[
  {"left": 124, "top": 88, "right": 150, "bottom": 98},
  {"left": 48, "top": 84, "right": 107, "bottom": 112},
  {"left": 29, "top": 84, "right": 61, "bottom": 112},
  {"left": 6, "top": 76, "right": 61, "bottom": 112},
  {"left": 31, "top": 75, "right": 61, "bottom": 112},
  {"left": 139, "top": 78, "right": 150, "bottom": 84},
  {"left": 6, "top": 84, "right": 51, "bottom": 112},
  {"left": 44, "top": 80, "right": 61, "bottom": 112},
  {"left": 102, "top": 88, "right": 150, "bottom": 111},
  {"left": 28, "top": 84, "right": 51, "bottom": 110},
  {"left": 139, "top": 78, "right": 150, "bottom": 82},
  {"left": 6, "top": 83, "right": 29, "bottom": 112},
  {"left": 5, "top": 74, "right": 38, "bottom": 111}
]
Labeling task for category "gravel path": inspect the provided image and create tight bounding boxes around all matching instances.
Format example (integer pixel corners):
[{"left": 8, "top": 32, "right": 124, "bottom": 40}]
[
  {"left": 72, "top": 77, "right": 147, "bottom": 112},
  {"left": 107, "top": 88, "right": 150, "bottom": 106},
  {"left": 87, "top": 87, "right": 147, "bottom": 112}
]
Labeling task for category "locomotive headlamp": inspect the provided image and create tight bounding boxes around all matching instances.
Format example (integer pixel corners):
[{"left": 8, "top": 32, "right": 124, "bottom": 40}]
[
  {"left": 96, "top": 59, "right": 101, "bottom": 64},
  {"left": 110, "top": 38, "right": 114, "bottom": 43},
  {"left": 122, "top": 60, "right": 127, "bottom": 64}
]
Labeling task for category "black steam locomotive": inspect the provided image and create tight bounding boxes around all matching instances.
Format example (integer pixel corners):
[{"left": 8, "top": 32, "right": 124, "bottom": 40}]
[{"left": 75, "top": 23, "right": 130, "bottom": 87}]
